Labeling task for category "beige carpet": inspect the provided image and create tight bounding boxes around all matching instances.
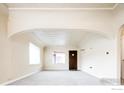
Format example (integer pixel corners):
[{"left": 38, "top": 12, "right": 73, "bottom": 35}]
[{"left": 8, "top": 71, "right": 104, "bottom": 85}]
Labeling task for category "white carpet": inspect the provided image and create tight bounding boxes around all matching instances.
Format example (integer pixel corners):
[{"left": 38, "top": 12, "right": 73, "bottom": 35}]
[{"left": 8, "top": 71, "right": 103, "bottom": 85}]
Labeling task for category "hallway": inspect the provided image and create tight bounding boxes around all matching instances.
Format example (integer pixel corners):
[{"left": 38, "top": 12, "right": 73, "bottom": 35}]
[{"left": 9, "top": 71, "right": 103, "bottom": 85}]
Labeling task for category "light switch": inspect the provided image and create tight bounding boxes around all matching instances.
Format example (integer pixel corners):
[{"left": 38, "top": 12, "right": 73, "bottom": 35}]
[
  {"left": 106, "top": 52, "right": 109, "bottom": 54},
  {"left": 89, "top": 66, "right": 93, "bottom": 69}
]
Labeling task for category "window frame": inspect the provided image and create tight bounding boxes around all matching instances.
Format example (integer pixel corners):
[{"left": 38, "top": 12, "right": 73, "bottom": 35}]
[{"left": 52, "top": 51, "right": 66, "bottom": 64}]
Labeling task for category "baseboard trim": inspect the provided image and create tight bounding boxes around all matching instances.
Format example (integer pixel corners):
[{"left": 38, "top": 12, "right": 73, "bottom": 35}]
[
  {"left": 43, "top": 68, "right": 82, "bottom": 71},
  {"left": 1, "top": 70, "right": 40, "bottom": 85},
  {"left": 100, "top": 78, "right": 120, "bottom": 85},
  {"left": 43, "top": 68, "right": 69, "bottom": 71}
]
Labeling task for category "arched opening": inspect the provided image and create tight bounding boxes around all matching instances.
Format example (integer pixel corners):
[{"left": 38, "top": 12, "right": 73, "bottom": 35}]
[
  {"left": 9, "top": 28, "right": 111, "bottom": 72},
  {"left": 8, "top": 28, "right": 110, "bottom": 39},
  {"left": 7, "top": 28, "right": 116, "bottom": 85},
  {"left": 119, "top": 24, "right": 124, "bottom": 85}
]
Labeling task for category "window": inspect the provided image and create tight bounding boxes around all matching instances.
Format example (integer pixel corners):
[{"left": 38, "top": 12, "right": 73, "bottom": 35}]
[
  {"left": 53, "top": 52, "right": 65, "bottom": 64},
  {"left": 29, "top": 43, "right": 40, "bottom": 64}
]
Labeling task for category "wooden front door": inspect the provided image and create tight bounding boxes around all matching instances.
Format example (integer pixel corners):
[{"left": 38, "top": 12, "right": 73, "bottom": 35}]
[{"left": 69, "top": 50, "right": 77, "bottom": 70}]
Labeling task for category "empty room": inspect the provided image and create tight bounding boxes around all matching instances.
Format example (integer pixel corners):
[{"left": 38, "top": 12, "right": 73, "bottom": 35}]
[{"left": 1, "top": 3, "right": 124, "bottom": 86}]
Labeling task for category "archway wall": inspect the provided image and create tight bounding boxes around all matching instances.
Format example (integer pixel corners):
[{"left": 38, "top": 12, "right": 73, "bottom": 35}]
[
  {"left": 113, "top": 4, "right": 124, "bottom": 84},
  {"left": 8, "top": 9, "right": 114, "bottom": 37}
]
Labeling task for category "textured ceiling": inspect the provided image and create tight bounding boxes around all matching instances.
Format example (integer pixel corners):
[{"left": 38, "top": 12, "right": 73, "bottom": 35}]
[
  {"left": 11, "top": 29, "right": 108, "bottom": 47},
  {"left": 31, "top": 29, "right": 106, "bottom": 47},
  {"left": 33, "top": 30, "right": 86, "bottom": 46}
]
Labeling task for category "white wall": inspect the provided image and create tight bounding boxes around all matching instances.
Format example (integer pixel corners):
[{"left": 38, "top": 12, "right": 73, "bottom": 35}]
[
  {"left": 0, "top": 4, "right": 44, "bottom": 84},
  {"left": 0, "top": 30, "right": 44, "bottom": 84},
  {"left": 9, "top": 34, "right": 44, "bottom": 80},
  {"left": 8, "top": 9, "right": 113, "bottom": 37},
  {"left": 0, "top": 8, "right": 11, "bottom": 84},
  {"left": 79, "top": 34, "right": 117, "bottom": 79},
  {"left": 43, "top": 46, "right": 79, "bottom": 70}
]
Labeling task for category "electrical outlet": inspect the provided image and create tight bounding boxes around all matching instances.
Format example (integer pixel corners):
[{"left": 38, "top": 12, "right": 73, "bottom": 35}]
[{"left": 89, "top": 66, "right": 93, "bottom": 69}]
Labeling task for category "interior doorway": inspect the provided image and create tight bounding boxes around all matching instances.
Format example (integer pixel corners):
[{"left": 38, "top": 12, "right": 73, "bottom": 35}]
[
  {"left": 120, "top": 25, "right": 124, "bottom": 85},
  {"left": 69, "top": 50, "right": 77, "bottom": 70},
  {"left": 121, "top": 28, "right": 124, "bottom": 85}
]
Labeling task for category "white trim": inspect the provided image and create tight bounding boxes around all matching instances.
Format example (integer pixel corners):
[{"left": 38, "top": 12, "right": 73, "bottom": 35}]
[
  {"left": 43, "top": 68, "right": 69, "bottom": 71},
  {"left": 8, "top": 7, "right": 115, "bottom": 10},
  {"left": 2, "top": 4, "right": 8, "bottom": 8},
  {"left": 112, "top": 3, "right": 118, "bottom": 9},
  {"left": 0, "top": 70, "right": 40, "bottom": 85},
  {"left": 100, "top": 78, "right": 120, "bottom": 85},
  {"left": 43, "top": 68, "right": 81, "bottom": 71},
  {"left": 8, "top": 3, "right": 119, "bottom": 11}
]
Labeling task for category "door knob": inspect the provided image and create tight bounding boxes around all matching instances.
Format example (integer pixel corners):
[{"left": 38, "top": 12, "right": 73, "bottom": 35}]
[{"left": 72, "top": 54, "right": 74, "bottom": 56}]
